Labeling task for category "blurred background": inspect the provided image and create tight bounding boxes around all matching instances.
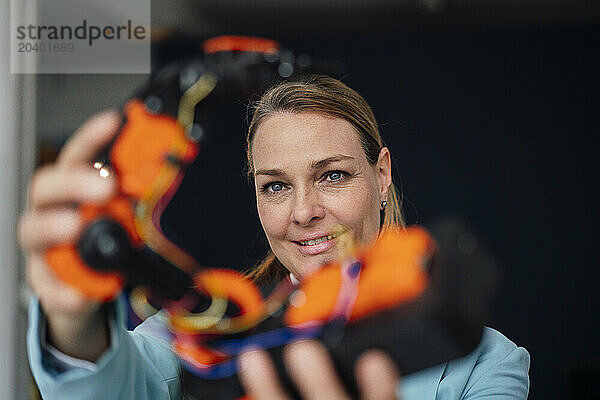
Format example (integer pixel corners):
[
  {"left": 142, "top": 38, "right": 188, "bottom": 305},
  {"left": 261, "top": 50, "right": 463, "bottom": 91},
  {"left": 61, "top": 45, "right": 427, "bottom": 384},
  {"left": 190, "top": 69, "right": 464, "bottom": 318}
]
[{"left": 1, "top": 0, "right": 599, "bottom": 398}]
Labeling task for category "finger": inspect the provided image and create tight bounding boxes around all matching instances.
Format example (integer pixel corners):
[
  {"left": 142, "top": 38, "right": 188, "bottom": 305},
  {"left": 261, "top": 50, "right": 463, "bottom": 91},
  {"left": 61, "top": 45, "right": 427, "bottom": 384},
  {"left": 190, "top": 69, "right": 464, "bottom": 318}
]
[
  {"left": 26, "top": 253, "right": 98, "bottom": 314},
  {"left": 28, "top": 165, "right": 116, "bottom": 209},
  {"left": 284, "top": 340, "right": 351, "bottom": 400},
  {"left": 57, "top": 110, "right": 121, "bottom": 168},
  {"left": 238, "top": 349, "right": 291, "bottom": 400},
  {"left": 18, "top": 208, "right": 83, "bottom": 251},
  {"left": 355, "top": 350, "right": 401, "bottom": 400}
]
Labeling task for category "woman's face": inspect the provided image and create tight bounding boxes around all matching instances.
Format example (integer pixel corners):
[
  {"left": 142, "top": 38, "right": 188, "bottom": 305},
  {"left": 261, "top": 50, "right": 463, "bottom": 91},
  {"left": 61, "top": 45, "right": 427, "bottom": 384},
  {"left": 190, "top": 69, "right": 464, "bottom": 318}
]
[{"left": 251, "top": 111, "right": 392, "bottom": 279}]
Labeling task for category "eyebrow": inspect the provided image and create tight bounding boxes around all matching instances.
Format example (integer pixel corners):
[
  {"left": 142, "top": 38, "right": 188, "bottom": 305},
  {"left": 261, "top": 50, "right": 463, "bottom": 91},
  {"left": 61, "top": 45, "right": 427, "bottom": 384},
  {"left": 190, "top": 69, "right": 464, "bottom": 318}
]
[{"left": 254, "top": 154, "right": 356, "bottom": 177}]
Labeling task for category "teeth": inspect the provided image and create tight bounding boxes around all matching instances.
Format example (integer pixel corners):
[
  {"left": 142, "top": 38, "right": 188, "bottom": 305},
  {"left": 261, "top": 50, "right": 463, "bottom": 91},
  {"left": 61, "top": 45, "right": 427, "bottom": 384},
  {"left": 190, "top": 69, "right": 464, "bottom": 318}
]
[{"left": 299, "top": 231, "right": 342, "bottom": 246}]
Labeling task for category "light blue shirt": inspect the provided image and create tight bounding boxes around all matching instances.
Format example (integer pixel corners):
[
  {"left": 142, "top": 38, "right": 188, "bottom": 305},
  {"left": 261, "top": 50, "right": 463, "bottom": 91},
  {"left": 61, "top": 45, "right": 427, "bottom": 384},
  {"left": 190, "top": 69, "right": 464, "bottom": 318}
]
[{"left": 28, "top": 297, "right": 530, "bottom": 399}]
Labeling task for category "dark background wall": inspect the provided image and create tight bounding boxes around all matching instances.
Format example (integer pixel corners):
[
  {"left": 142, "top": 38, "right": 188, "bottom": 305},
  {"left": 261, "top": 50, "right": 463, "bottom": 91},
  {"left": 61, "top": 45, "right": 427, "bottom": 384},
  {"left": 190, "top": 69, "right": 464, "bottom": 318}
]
[
  {"left": 159, "top": 22, "right": 599, "bottom": 399},
  {"left": 330, "top": 27, "right": 599, "bottom": 400}
]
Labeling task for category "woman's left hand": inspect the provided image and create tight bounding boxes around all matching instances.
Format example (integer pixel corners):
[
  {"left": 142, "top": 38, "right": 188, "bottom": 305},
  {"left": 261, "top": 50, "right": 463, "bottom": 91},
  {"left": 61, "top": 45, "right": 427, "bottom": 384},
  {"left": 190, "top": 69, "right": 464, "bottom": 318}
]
[{"left": 238, "top": 339, "right": 400, "bottom": 400}]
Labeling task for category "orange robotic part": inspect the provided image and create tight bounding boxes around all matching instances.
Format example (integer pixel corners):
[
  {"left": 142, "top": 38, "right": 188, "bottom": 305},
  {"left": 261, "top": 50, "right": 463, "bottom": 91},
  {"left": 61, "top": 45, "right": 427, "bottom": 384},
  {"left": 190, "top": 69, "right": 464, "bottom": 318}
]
[
  {"left": 45, "top": 196, "right": 139, "bottom": 301},
  {"left": 285, "top": 227, "right": 433, "bottom": 326},
  {"left": 203, "top": 36, "right": 280, "bottom": 55},
  {"left": 46, "top": 99, "right": 196, "bottom": 301},
  {"left": 175, "top": 336, "right": 229, "bottom": 366},
  {"left": 194, "top": 269, "right": 264, "bottom": 315},
  {"left": 169, "top": 269, "right": 265, "bottom": 335},
  {"left": 112, "top": 100, "right": 198, "bottom": 199}
]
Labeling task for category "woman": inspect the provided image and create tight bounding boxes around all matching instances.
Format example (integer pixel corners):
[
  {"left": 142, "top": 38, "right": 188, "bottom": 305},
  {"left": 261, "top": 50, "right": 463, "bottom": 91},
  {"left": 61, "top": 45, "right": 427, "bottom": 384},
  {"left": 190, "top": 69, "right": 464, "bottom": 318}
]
[{"left": 20, "top": 75, "right": 529, "bottom": 399}]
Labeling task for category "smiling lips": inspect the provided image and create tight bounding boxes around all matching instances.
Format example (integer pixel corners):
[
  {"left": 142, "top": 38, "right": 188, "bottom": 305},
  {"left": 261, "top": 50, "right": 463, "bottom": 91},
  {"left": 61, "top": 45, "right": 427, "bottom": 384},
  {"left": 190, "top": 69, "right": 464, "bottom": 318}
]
[{"left": 292, "top": 231, "right": 343, "bottom": 255}]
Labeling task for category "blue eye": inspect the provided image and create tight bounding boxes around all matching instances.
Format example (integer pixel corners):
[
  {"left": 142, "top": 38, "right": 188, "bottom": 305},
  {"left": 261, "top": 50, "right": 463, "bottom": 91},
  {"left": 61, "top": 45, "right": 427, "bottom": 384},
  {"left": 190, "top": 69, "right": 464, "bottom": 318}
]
[
  {"left": 270, "top": 182, "right": 284, "bottom": 192},
  {"left": 325, "top": 170, "right": 346, "bottom": 181},
  {"left": 261, "top": 182, "right": 285, "bottom": 194}
]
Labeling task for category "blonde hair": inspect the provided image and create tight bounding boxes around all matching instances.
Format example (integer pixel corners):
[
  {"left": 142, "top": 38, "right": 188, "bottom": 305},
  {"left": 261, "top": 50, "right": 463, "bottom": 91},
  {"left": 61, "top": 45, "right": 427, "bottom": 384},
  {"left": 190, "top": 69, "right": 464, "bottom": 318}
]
[{"left": 246, "top": 75, "right": 404, "bottom": 283}]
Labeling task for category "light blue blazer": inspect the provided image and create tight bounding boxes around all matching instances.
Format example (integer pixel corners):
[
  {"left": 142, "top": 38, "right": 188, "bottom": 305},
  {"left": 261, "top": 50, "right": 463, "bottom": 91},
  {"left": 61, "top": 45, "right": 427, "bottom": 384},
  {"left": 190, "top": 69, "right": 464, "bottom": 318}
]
[{"left": 28, "top": 297, "right": 530, "bottom": 399}]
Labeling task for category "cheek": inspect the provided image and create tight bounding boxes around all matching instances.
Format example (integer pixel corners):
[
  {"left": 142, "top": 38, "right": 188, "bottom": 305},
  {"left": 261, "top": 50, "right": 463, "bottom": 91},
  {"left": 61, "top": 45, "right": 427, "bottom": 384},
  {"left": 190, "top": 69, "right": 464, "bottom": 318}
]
[
  {"left": 326, "top": 183, "right": 379, "bottom": 233},
  {"left": 257, "top": 201, "right": 287, "bottom": 238}
]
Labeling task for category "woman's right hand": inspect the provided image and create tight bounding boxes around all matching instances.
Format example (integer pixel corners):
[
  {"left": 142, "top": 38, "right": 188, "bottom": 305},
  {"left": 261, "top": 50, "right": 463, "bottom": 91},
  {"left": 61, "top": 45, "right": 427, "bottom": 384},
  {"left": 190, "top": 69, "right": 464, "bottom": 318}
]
[
  {"left": 18, "top": 110, "right": 121, "bottom": 361},
  {"left": 239, "top": 341, "right": 400, "bottom": 400}
]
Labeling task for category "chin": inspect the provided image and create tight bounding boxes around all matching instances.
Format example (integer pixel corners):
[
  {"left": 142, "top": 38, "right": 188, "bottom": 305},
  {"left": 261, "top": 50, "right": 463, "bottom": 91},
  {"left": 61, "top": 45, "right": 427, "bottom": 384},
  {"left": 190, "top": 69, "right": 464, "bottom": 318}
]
[{"left": 295, "top": 255, "right": 336, "bottom": 278}]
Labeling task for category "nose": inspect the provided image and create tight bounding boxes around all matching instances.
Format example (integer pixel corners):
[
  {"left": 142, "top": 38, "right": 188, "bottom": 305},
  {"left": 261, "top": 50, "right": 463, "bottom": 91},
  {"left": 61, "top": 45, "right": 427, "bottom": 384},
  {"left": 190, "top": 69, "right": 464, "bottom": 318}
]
[{"left": 291, "top": 187, "right": 325, "bottom": 226}]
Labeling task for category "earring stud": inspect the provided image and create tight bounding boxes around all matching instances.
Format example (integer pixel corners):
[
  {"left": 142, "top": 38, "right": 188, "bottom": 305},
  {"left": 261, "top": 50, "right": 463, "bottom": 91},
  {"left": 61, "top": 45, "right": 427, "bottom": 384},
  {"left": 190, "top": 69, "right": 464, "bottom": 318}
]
[{"left": 380, "top": 200, "right": 388, "bottom": 210}]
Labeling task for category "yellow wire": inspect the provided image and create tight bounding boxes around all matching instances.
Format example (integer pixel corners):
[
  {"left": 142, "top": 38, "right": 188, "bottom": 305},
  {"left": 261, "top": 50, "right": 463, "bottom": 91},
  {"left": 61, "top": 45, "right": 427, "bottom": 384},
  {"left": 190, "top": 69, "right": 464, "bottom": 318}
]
[
  {"left": 130, "top": 286, "right": 159, "bottom": 320},
  {"left": 134, "top": 71, "right": 218, "bottom": 271},
  {"left": 169, "top": 297, "right": 229, "bottom": 331},
  {"left": 177, "top": 72, "right": 218, "bottom": 129}
]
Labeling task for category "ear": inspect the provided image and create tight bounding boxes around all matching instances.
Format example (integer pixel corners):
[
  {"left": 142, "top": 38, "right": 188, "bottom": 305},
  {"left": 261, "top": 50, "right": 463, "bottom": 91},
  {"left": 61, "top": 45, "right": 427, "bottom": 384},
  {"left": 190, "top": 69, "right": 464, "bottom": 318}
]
[{"left": 376, "top": 147, "right": 392, "bottom": 201}]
